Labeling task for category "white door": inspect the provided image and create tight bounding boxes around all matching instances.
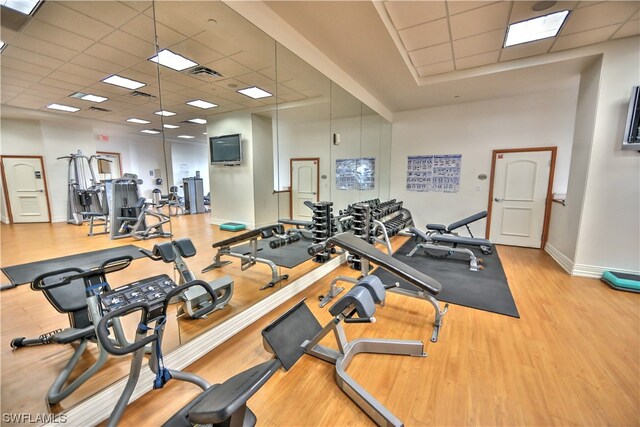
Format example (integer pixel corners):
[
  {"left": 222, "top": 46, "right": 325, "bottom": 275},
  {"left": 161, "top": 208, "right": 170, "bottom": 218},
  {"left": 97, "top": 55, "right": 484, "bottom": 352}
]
[
  {"left": 2, "top": 157, "right": 50, "bottom": 223},
  {"left": 291, "top": 159, "right": 318, "bottom": 220},
  {"left": 489, "top": 150, "right": 552, "bottom": 248}
]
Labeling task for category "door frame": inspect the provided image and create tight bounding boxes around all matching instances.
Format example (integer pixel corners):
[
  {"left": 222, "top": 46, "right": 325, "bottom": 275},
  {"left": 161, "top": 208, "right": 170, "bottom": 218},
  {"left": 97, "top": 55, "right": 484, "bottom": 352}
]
[
  {"left": 0, "top": 155, "right": 53, "bottom": 224},
  {"left": 96, "top": 151, "right": 123, "bottom": 177},
  {"left": 289, "top": 157, "right": 320, "bottom": 219},
  {"left": 485, "top": 147, "right": 556, "bottom": 249}
]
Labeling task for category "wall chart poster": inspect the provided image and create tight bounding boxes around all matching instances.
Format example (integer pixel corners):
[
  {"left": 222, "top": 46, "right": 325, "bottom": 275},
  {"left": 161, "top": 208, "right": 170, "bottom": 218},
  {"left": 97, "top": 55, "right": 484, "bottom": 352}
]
[
  {"left": 406, "top": 154, "right": 461, "bottom": 193},
  {"left": 336, "top": 157, "right": 376, "bottom": 190}
]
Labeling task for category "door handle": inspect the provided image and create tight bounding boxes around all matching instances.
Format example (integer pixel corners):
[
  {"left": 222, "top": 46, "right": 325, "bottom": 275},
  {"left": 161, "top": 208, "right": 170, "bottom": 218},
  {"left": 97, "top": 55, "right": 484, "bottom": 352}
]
[
  {"left": 494, "top": 197, "right": 503, "bottom": 202},
  {"left": 38, "top": 190, "right": 44, "bottom": 193}
]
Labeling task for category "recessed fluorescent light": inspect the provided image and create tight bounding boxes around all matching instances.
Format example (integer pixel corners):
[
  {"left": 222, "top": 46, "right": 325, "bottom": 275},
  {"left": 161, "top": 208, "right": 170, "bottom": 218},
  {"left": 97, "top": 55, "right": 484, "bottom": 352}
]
[
  {"left": 3, "top": 0, "right": 41, "bottom": 15},
  {"left": 70, "top": 92, "right": 108, "bottom": 103},
  {"left": 0, "top": 41, "right": 5, "bottom": 52},
  {"left": 126, "top": 118, "right": 151, "bottom": 124},
  {"left": 102, "top": 75, "right": 146, "bottom": 90},
  {"left": 504, "top": 10, "right": 569, "bottom": 47},
  {"left": 155, "top": 110, "right": 177, "bottom": 117},
  {"left": 149, "top": 49, "right": 198, "bottom": 71},
  {"left": 141, "top": 129, "right": 161, "bottom": 134},
  {"left": 237, "top": 86, "right": 272, "bottom": 99},
  {"left": 46, "top": 103, "right": 79, "bottom": 113},
  {"left": 178, "top": 135, "right": 195, "bottom": 139},
  {"left": 163, "top": 124, "right": 180, "bottom": 129},
  {"left": 203, "top": 132, "right": 207, "bottom": 135},
  {"left": 186, "top": 99, "right": 218, "bottom": 109},
  {"left": 187, "top": 118, "right": 206, "bottom": 124}
]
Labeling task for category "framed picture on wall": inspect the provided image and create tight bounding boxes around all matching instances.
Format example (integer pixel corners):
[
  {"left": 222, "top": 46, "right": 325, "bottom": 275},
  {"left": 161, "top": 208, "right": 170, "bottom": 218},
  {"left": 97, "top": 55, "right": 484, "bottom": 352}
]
[{"left": 96, "top": 151, "right": 123, "bottom": 181}]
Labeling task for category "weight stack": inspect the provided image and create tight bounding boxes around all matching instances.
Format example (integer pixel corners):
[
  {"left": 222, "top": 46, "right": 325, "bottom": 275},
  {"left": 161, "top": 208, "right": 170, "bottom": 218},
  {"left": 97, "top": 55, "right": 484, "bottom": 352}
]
[
  {"left": 311, "top": 201, "right": 336, "bottom": 263},
  {"left": 349, "top": 203, "right": 372, "bottom": 270}
]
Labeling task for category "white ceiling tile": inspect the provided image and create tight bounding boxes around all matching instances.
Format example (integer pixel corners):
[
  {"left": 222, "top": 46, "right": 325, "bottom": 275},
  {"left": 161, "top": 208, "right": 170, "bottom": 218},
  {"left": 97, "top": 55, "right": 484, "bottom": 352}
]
[
  {"left": 37, "top": 77, "right": 84, "bottom": 92},
  {"left": 561, "top": 1, "right": 639, "bottom": 35},
  {"left": 384, "top": 1, "right": 446, "bottom": 30},
  {"left": 10, "top": 33, "right": 77, "bottom": 62},
  {"left": 399, "top": 18, "right": 450, "bottom": 51},
  {"left": 2, "top": 90, "right": 21, "bottom": 104},
  {"left": 2, "top": 46, "right": 65, "bottom": 70},
  {"left": 84, "top": 43, "right": 143, "bottom": 69},
  {"left": 56, "top": 63, "right": 106, "bottom": 81},
  {"left": 118, "top": 1, "right": 152, "bottom": 13},
  {"left": 230, "top": 50, "right": 275, "bottom": 72},
  {"left": 509, "top": 1, "right": 578, "bottom": 24},
  {"left": 151, "top": 2, "right": 221, "bottom": 37},
  {"left": 447, "top": 1, "right": 500, "bottom": 16},
  {"left": 60, "top": 1, "right": 141, "bottom": 28},
  {"left": 130, "top": 60, "right": 161, "bottom": 77},
  {"left": 205, "top": 58, "right": 252, "bottom": 78},
  {"left": 450, "top": 1, "right": 511, "bottom": 40},
  {"left": 416, "top": 60, "right": 454, "bottom": 77},
  {"left": 120, "top": 14, "right": 185, "bottom": 46},
  {"left": 149, "top": 79, "right": 187, "bottom": 93},
  {"left": 24, "top": 84, "right": 70, "bottom": 98},
  {"left": 453, "top": 29, "right": 504, "bottom": 58},
  {"left": 236, "top": 72, "right": 276, "bottom": 88},
  {"left": 192, "top": 29, "right": 243, "bottom": 57},
  {"left": 500, "top": 38, "right": 554, "bottom": 61},
  {"left": 408, "top": 42, "right": 453, "bottom": 67},
  {"left": 551, "top": 24, "right": 620, "bottom": 51},
  {"left": 8, "top": 95, "right": 54, "bottom": 110},
  {"left": 1, "top": 75, "right": 36, "bottom": 89},
  {"left": 22, "top": 20, "right": 94, "bottom": 52},
  {"left": 69, "top": 53, "right": 125, "bottom": 75},
  {"left": 157, "top": 72, "right": 205, "bottom": 89},
  {"left": 455, "top": 50, "right": 500, "bottom": 69},
  {"left": 101, "top": 31, "right": 156, "bottom": 59},
  {"left": 47, "top": 70, "right": 96, "bottom": 87},
  {"left": 1, "top": 56, "right": 54, "bottom": 77},
  {"left": 576, "top": 1, "right": 604, "bottom": 8},
  {"left": 611, "top": 19, "right": 640, "bottom": 39},
  {"left": 35, "top": 1, "right": 115, "bottom": 41},
  {"left": 167, "top": 39, "right": 224, "bottom": 65}
]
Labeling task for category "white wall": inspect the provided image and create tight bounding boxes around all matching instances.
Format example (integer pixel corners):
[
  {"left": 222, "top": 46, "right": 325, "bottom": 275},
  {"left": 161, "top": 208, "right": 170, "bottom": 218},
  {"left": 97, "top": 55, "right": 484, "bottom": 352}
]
[
  {"left": 252, "top": 114, "right": 279, "bottom": 227},
  {"left": 207, "top": 112, "right": 256, "bottom": 227},
  {"left": 573, "top": 37, "right": 640, "bottom": 274},
  {"left": 170, "top": 142, "right": 210, "bottom": 198},
  {"left": 390, "top": 87, "right": 580, "bottom": 238}
]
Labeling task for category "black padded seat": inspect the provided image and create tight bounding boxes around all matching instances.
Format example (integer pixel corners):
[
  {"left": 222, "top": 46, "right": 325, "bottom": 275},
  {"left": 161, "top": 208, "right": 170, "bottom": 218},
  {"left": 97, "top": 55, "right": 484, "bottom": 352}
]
[
  {"left": 51, "top": 326, "right": 95, "bottom": 344},
  {"left": 212, "top": 229, "right": 263, "bottom": 248},
  {"left": 173, "top": 238, "right": 197, "bottom": 258},
  {"left": 430, "top": 234, "right": 492, "bottom": 247},
  {"left": 329, "top": 232, "right": 443, "bottom": 295},
  {"left": 153, "top": 242, "right": 176, "bottom": 263},
  {"left": 426, "top": 223, "right": 447, "bottom": 232},
  {"left": 329, "top": 286, "right": 376, "bottom": 318},
  {"left": 163, "top": 360, "right": 281, "bottom": 427}
]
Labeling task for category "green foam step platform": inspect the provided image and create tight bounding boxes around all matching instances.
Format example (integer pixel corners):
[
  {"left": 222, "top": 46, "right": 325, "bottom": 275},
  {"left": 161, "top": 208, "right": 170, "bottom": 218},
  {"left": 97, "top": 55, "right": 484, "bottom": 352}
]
[
  {"left": 602, "top": 271, "right": 640, "bottom": 293},
  {"left": 220, "top": 222, "right": 247, "bottom": 232}
]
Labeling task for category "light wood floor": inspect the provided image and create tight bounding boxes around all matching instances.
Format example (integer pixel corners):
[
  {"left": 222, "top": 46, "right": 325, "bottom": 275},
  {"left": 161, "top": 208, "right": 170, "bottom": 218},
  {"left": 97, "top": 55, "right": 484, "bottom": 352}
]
[{"left": 2, "top": 214, "right": 639, "bottom": 426}]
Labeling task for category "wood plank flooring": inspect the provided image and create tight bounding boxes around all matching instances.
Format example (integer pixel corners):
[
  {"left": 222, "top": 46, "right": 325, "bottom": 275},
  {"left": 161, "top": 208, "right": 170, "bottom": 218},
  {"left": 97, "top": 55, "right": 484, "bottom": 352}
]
[{"left": 1, "top": 213, "right": 639, "bottom": 426}]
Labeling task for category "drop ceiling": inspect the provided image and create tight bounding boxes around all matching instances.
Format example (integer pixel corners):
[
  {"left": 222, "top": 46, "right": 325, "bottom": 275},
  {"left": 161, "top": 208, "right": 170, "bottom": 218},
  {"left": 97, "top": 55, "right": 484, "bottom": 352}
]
[{"left": 1, "top": 0, "right": 639, "bottom": 136}]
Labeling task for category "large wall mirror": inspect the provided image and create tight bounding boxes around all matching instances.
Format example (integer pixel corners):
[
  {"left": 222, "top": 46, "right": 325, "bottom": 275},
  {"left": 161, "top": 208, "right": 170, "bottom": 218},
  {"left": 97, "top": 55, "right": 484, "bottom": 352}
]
[{"left": 0, "top": 0, "right": 391, "bottom": 421}]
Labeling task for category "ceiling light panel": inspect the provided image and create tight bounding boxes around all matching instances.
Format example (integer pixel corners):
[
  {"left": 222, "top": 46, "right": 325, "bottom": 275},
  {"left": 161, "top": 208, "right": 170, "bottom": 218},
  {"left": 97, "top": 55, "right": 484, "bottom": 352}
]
[
  {"left": 149, "top": 49, "right": 198, "bottom": 71},
  {"left": 70, "top": 92, "right": 108, "bottom": 103},
  {"left": 186, "top": 99, "right": 218, "bottom": 109},
  {"left": 46, "top": 103, "right": 79, "bottom": 112},
  {"left": 101, "top": 74, "right": 146, "bottom": 90},
  {"left": 127, "top": 118, "right": 151, "bottom": 124},
  {"left": 504, "top": 10, "right": 569, "bottom": 47},
  {"left": 141, "top": 129, "right": 161, "bottom": 134},
  {"left": 237, "top": 86, "right": 273, "bottom": 99},
  {"left": 155, "top": 110, "right": 177, "bottom": 117},
  {"left": 163, "top": 124, "right": 180, "bottom": 129},
  {"left": 187, "top": 118, "right": 206, "bottom": 124},
  {"left": 0, "top": 41, "right": 5, "bottom": 52},
  {"left": 3, "top": 0, "right": 41, "bottom": 15},
  {"left": 178, "top": 135, "right": 195, "bottom": 139}
]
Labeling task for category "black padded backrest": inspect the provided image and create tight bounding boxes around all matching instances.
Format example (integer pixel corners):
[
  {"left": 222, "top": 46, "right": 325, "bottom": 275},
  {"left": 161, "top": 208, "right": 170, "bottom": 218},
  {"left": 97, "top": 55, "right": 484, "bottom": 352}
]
[
  {"left": 329, "top": 286, "right": 376, "bottom": 319},
  {"left": 328, "top": 232, "right": 443, "bottom": 295},
  {"left": 262, "top": 299, "right": 322, "bottom": 371},
  {"left": 173, "top": 238, "right": 197, "bottom": 258},
  {"left": 212, "top": 228, "right": 262, "bottom": 248},
  {"left": 31, "top": 267, "right": 87, "bottom": 313},
  {"left": 356, "top": 275, "right": 386, "bottom": 305},
  {"left": 153, "top": 242, "right": 176, "bottom": 263},
  {"left": 447, "top": 210, "right": 487, "bottom": 232}
]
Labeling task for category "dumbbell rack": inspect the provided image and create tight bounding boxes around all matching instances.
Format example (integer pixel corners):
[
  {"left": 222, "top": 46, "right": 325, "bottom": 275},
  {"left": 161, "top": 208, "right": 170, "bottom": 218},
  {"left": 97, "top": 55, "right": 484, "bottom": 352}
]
[
  {"left": 349, "top": 203, "right": 372, "bottom": 271},
  {"left": 311, "top": 202, "right": 337, "bottom": 263}
]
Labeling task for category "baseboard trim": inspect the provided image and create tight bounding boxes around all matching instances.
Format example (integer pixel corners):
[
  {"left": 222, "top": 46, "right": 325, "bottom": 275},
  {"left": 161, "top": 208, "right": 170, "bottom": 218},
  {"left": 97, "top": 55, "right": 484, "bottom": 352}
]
[
  {"left": 45, "top": 253, "right": 345, "bottom": 427},
  {"left": 572, "top": 263, "right": 640, "bottom": 279},
  {"left": 544, "top": 242, "right": 574, "bottom": 274}
]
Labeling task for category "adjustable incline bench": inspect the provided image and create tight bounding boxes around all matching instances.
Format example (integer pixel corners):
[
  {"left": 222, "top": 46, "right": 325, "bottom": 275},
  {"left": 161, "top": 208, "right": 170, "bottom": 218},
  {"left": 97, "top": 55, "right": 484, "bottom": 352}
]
[
  {"left": 202, "top": 226, "right": 288, "bottom": 290},
  {"left": 310, "top": 232, "right": 448, "bottom": 342},
  {"left": 425, "top": 210, "right": 489, "bottom": 236}
]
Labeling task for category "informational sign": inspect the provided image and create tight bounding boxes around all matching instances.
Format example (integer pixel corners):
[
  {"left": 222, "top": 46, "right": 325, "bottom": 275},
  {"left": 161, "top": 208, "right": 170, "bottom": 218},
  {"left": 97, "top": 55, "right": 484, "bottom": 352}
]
[
  {"left": 406, "top": 154, "right": 461, "bottom": 193},
  {"left": 336, "top": 157, "right": 376, "bottom": 190}
]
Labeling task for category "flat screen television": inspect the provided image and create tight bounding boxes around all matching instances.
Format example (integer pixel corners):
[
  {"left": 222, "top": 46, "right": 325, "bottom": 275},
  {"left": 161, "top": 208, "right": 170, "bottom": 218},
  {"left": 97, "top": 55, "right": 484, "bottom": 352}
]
[
  {"left": 622, "top": 86, "right": 640, "bottom": 151},
  {"left": 210, "top": 133, "right": 242, "bottom": 165}
]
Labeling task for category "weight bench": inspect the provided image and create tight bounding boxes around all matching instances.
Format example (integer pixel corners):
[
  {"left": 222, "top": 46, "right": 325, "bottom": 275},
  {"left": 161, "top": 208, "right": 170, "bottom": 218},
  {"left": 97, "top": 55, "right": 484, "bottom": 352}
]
[
  {"left": 426, "top": 210, "right": 487, "bottom": 236},
  {"left": 408, "top": 227, "right": 492, "bottom": 272},
  {"left": 263, "top": 275, "right": 425, "bottom": 427},
  {"left": 202, "top": 225, "right": 289, "bottom": 290},
  {"left": 311, "top": 232, "right": 448, "bottom": 342}
]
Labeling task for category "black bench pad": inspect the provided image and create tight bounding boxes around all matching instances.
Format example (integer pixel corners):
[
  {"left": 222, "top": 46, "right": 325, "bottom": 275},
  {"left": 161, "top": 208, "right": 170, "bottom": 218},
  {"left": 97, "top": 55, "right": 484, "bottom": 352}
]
[
  {"left": 430, "top": 234, "right": 491, "bottom": 247},
  {"left": 278, "top": 218, "right": 313, "bottom": 228},
  {"left": 212, "top": 229, "right": 263, "bottom": 248},
  {"left": 329, "top": 232, "right": 443, "bottom": 295},
  {"left": 447, "top": 210, "right": 487, "bottom": 232},
  {"left": 426, "top": 223, "right": 446, "bottom": 232}
]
